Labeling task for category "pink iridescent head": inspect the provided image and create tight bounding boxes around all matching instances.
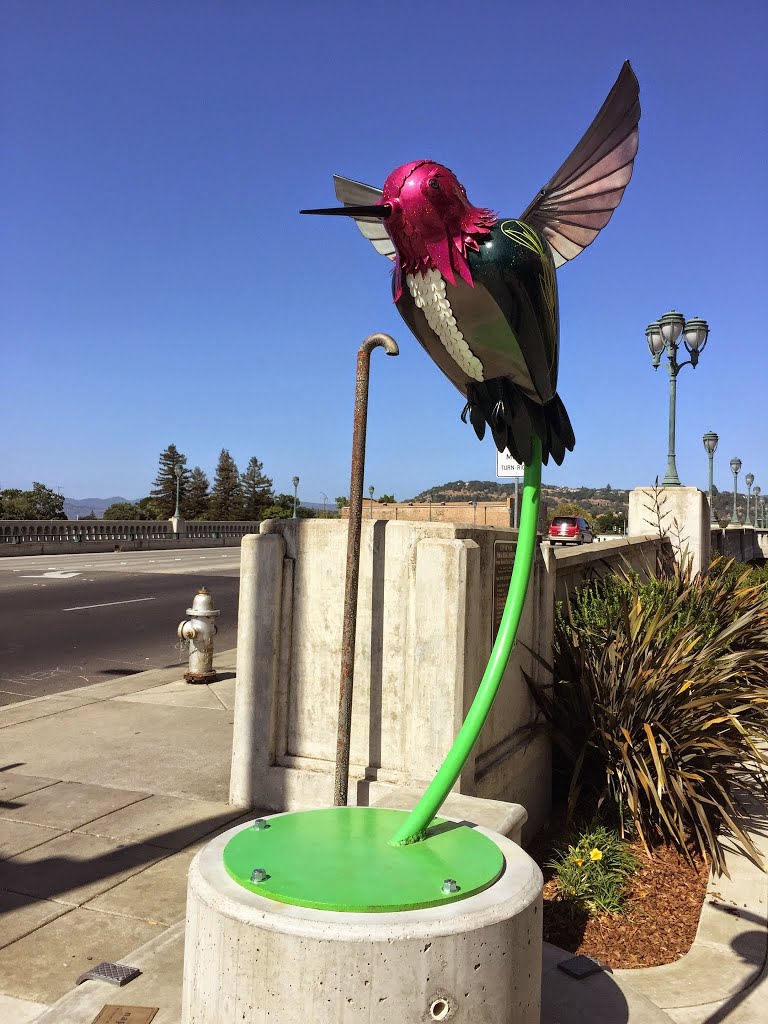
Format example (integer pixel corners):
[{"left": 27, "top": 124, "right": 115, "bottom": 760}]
[
  {"left": 380, "top": 161, "right": 496, "bottom": 297},
  {"left": 301, "top": 161, "right": 496, "bottom": 301}
]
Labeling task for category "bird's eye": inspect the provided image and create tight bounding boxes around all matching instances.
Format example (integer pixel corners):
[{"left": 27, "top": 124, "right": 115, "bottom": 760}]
[{"left": 428, "top": 178, "right": 440, "bottom": 190}]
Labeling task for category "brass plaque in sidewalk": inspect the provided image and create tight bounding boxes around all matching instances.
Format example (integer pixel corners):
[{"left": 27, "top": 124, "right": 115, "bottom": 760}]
[{"left": 89, "top": 1007, "right": 158, "bottom": 1024}]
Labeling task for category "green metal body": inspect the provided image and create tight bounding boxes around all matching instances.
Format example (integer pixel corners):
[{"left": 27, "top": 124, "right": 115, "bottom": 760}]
[
  {"left": 389, "top": 438, "right": 542, "bottom": 846},
  {"left": 222, "top": 807, "right": 504, "bottom": 912}
]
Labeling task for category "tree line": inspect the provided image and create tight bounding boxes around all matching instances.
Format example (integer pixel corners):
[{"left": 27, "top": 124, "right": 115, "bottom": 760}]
[
  {"left": 0, "top": 483, "right": 66, "bottom": 520},
  {"left": 0, "top": 445, "right": 318, "bottom": 522},
  {"left": 103, "top": 444, "right": 317, "bottom": 523}
]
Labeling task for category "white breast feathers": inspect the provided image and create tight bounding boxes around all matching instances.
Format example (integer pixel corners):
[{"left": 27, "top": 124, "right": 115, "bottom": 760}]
[{"left": 406, "top": 269, "right": 484, "bottom": 381}]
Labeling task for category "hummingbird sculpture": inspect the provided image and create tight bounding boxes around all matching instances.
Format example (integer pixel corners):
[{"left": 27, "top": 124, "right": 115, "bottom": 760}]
[{"left": 302, "top": 63, "right": 640, "bottom": 466}]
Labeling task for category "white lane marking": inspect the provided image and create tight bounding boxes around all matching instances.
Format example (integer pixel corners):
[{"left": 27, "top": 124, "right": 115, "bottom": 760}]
[
  {"left": 62, "top": 597, "right": 156, "bottom": 612},
  {"left": 20, "top": 570, "right": 82, "bottom": 579}
]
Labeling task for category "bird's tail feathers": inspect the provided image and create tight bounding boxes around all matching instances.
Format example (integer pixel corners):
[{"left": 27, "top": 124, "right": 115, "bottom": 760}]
[{"left": 463, "top": 380, "right": 574, "bottom": 466}]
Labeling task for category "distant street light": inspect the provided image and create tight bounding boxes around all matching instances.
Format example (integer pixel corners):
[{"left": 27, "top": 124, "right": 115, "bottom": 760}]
[
  {"left": 729, "top": 458, "right": 742, "bottom": 525},
  {"left": 752, "top": 485, "right": 761, "bottom": 528},
  {"left": 471, "top": 499, "right": 478, "bottom": 525},
  {"left": 173, "top": 463, "right": 183, "bottom": 520},
  {"left": 702, "top": 431, "right": 719, "bottom": 524},
  {"left": 292, "top": 476, "right": 300, "bottom": 519},
  {"left": 745, "top": 473, "right": 754, "bottom": 525},
  {"left": 368, "top": 485, "right": 374, "bottom": 519},
  {"left": 646, "top": 312, "right": 710, "bottom": 486},
  {"left": 320, "top": 491, "right": 328, "bottom": 518}
]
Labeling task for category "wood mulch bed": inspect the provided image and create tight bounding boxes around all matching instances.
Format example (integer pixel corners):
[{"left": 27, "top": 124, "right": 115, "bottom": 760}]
[{"left": 532, "top": 829, "right": 711, "bottom": 969}]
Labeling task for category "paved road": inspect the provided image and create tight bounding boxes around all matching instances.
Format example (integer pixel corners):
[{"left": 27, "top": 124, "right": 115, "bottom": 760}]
[{"left": 0, "top": 548, "right": 241, "bottom": 705}]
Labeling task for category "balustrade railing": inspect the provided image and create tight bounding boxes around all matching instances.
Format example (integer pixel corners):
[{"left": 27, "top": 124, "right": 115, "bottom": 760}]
[{"left": 0, "top": 520, "right": 261, "bottom": 544}]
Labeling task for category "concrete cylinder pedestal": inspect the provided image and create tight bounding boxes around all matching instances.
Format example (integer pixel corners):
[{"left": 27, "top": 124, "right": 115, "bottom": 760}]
[{"left": 182, "top": 817, "right": 543, "bottom": 1023}]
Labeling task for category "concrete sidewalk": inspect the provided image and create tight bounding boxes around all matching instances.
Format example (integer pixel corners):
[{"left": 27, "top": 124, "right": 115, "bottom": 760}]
[
  {"left": 0, "top": 650, "right": 261, "bottom": 1023},
  {"left": 0, "top": 653, "right": 766, "bottom": 1023}
]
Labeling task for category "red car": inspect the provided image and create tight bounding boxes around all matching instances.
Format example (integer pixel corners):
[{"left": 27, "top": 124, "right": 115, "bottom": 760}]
[{"left": 548, "top": 516, "right": 594, "bottom": 545}]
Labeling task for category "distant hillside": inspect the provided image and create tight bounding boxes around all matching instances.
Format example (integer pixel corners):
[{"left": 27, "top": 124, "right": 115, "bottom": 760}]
[
  {"left": 63, "top": 496, "right": 136, "bottom": 519},
  {"left": 409, "top": 480, "right": 630, "bottom": 520}
]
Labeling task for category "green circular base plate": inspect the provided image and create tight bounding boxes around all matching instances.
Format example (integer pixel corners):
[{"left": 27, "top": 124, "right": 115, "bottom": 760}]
[{"left": 222, "top": 807, "right": 505, "bottom": 913}]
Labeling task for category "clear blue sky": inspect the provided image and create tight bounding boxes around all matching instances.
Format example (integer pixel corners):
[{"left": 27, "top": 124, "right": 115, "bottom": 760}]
[{"left": 2, "top": 1, "right": 766, "bottom": 504}]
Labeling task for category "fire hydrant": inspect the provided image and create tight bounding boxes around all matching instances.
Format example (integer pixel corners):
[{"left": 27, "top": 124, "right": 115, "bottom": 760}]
[{"left": 178, "top": 587, "right": 220, "bottom": 684}]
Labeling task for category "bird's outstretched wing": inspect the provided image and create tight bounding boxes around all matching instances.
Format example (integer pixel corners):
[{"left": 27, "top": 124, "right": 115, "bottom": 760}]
[
  {"left": 520, "top": 61, "right": 640, "bottom": 268},
  {"left": 333, "top": 175, "right": 396, "bottom": 260}
]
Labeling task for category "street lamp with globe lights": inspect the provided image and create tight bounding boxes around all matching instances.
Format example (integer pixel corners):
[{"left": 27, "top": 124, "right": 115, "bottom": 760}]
[
  {"left": 752, "top": 485, "right": 761, "bottom": 527},
  {"left": 702, "top": 432, "right": 719, "bottom": 523},
  {"left": 292, "top": 476, "right": 300, "bottom": 519},
  {"left": 646, "top": 312, "right": 710, "bottom": 486},
  {"left": 745, "top": 473, "right": 755, "bottom": 525},
  {"left": 729, "top": 458, "right": 742, "bottom": 525},
  {"left": 173, "top": 463, "right": 183, "bottom": 520},
  {"left": 368, "top": 485, "right": 374, "bottom": 519}
]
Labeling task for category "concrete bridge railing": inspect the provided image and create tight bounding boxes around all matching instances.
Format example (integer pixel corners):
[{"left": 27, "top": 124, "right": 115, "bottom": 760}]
[{"left": 0, "top": 518, "right": 261, "bottom": 556}]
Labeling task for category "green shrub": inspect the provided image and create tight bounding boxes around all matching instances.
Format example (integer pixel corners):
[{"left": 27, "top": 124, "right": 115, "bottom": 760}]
[
  {"left": 530, "top": 559, "right": 768, "bottom": 875},
  {"left": 547, "top": 822, "right": 637, "bottom": 914}
]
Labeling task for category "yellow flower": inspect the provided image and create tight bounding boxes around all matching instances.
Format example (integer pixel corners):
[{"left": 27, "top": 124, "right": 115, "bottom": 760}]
[
  {"left": 590, "top": 848, "right": 603, "bottom": 861},
  {"left": 574, "top": 857, "right": 584, "bottom": 867}
]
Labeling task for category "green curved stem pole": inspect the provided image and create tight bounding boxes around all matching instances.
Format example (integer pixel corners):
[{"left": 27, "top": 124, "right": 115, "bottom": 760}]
[{"left": 389, "top": 437, "right": 542, "bottom": 846}]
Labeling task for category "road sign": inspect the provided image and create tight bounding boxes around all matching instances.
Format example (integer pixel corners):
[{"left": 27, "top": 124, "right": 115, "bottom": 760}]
[{"left": 496, "top": 449, "right": 524, "bottom": 478}]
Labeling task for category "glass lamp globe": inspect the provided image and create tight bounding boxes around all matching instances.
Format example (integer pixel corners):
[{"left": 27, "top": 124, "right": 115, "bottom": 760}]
[
  {"left": 659, "top": 311, "right": 685, "bottom": 345},
  {"left": 702, "top": 431, "right": 719, "bottom": 455},
  {"left": 683, "top": 317, "right": 709, "bottom": 354},
  {"left": 645, "top": 321, "right": 664, "bottom": 356}
]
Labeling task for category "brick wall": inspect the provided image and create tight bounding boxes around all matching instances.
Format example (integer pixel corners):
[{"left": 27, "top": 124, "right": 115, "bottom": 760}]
[{"left": 342, "top": 499, "right": 514, "bottom": 527}]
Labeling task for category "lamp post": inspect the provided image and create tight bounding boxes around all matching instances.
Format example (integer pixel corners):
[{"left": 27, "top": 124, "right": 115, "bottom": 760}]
[
  {"left": 173, "top": 463, "right": 183, "bottom": 520},
  {"left": 320, "top": 491, "right": 328, "bottom": 518},
  {"left": 471, "top": 500, "right": 478, "bottom": 525},
  {"left": 729, "top": 458, "right": 742, "bottom": 525},
  {"left": 752, "top": 485, "right": 761, "bottom": 527},
  {"left": 368, "top": 485, "right": 374, "bottom": 519},
  {"left": 292, "top": 476, "right": 299, "bottom": 519},
  {"left": 646, "top": 312, "right": 710, "bottom": 486},
  {"left": 745, "top": 473, "right": 754, "bottom": 525},
  {"left": 702, "top": 431, "right": 719, "bottom": 524}
]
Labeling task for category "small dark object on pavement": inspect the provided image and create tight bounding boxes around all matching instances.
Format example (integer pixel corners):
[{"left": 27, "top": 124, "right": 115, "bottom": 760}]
[
  {"left": 557, "top": 954, "right": 605, "bottom": 979},
  {"left": 76, "top": 961, "right": 141, "bottom": 986}
]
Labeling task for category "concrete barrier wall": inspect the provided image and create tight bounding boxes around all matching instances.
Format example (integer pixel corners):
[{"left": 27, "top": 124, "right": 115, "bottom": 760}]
[
  {"left": 231, "top": 519, "right": 553, "bottom": 838},
  {"left": 549, "top": 536, "right": 666, "bottom": 605},
  {"left": 711, "top": 526, "right": 766, "bottom": 563},
  {"left": 0, "top": 518, "right": 261, "bottom": 556}
]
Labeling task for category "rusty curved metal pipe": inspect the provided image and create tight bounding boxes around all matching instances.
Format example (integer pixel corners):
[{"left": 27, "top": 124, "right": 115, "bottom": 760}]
[{"left": 334, "top": 333, "right": 399, "bottom": 807}]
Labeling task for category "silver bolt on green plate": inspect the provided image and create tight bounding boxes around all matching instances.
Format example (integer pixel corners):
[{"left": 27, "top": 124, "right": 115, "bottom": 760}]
[
  {"left": 441, "top": 879, "right": 459, "bottom": 894},
  {"left": 250, "top": 868, "right": 268, "bottom": 883},
  {"left": 251, "top": 819, "right": 269, "bottom": 830}
]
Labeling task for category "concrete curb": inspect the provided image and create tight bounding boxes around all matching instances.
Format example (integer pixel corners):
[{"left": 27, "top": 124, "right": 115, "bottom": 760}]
[
  {"left": 0, "top": 650, "right": 238, "bottom": 730},
  {"left": 612, "top": 817, "right": 768, "bottom": 1013},
  {"left": 32, "top": 922, "right": 186, "bottom": 1024}
]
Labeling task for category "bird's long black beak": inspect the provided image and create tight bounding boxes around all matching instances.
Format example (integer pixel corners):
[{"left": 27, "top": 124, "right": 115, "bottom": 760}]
[{"left": 300, "top": 204, "right": 391, "bottom": 218}]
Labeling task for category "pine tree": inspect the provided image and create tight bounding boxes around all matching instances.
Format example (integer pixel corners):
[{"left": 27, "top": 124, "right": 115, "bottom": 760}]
[
  {"left": 208, "top": 449, "right": 244, "bottom": 521},
  {"left": 240, "top": 456, "right": 273, "bottom": 520},
  {"left": 185, "top": 467, "right": 210, "bottom": 520},
  {"left": 150, "top": 444, "right": 189, "bottom": 519}
]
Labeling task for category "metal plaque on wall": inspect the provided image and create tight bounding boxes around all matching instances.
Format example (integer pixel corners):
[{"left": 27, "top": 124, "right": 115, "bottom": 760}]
[{"left": 492, "top": 541, "right": 516, "bottom": 640}]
